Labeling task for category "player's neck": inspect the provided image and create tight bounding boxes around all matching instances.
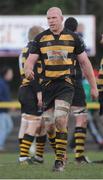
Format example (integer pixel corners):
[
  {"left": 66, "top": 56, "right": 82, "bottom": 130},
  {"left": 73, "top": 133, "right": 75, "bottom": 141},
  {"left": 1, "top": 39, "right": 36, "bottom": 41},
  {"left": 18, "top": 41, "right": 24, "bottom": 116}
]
[{"left": 51, "top": 25, "right": 64, "bottom": 35}]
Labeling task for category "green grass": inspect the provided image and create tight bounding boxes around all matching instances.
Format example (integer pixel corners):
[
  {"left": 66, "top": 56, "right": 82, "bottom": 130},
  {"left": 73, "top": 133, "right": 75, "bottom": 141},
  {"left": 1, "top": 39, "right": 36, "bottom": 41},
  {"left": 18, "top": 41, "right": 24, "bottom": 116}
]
[{"left": 0, "top": 152, "right": 103, "bottom": 179}]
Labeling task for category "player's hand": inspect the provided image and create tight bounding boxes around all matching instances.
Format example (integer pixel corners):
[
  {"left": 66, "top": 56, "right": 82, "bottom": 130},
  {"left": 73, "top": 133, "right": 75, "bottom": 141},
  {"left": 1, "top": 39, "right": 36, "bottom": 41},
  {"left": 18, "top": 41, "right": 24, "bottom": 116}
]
[
  {"left": 91, "top": 87, "right": 98, "bottom": 100},
  {"left": 25, "top": 69, "right": 34, "bottom": 80}
]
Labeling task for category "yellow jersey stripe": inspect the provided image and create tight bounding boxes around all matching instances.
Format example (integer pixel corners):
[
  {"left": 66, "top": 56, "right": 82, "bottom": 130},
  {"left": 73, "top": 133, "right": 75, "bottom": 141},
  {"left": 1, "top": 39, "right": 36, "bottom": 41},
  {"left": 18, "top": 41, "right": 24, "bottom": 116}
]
[
  {"left": 45, "top": 59, "right": 72, "bottom": 66},
  {"left": 40, "top": 46, "right": 74, "bottom": 54},
  {"left": 40, "top": 35, "right": 54, "bottom": 42},
  {"left": 97, "top": 79, "right": 103, "bottom": 84},
  {"left": 45, "top": 69, "right": 70, "bottom": 78},
  {"left": 59, "top": 34, "right": 74, "bottom": 41}
]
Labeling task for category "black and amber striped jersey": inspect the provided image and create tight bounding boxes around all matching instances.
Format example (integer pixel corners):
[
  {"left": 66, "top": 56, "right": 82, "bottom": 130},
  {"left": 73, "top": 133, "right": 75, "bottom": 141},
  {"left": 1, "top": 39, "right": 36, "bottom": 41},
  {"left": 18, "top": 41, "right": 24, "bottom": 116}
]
[
  {"left": 97, "top": 58, "right": 103, "bottom": 92},
  {"left": 19, "top": 42, "right": 31, "bottom": 86},
  {"left": 19, "top": 41, "right": 42, "bottom": 90},
  {"left": 74, "top": 36, "right": 86, "bottom": 80},
  {"left": 30, "top": 28, "right": 85, "bottom": 85}
]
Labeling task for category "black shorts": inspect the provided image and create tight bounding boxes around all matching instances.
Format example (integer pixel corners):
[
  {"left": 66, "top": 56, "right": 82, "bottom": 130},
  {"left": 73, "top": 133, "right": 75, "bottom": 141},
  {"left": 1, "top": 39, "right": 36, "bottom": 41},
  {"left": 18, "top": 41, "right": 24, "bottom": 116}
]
[
  {"left": 42, "top": 79, "right": 74, "bottom": 111},
  {"left": 18, "top": 85, "right": 41, "bottom": 116},
  {"left": 72, "top": 80, "right": 86, "bottom": 107}
]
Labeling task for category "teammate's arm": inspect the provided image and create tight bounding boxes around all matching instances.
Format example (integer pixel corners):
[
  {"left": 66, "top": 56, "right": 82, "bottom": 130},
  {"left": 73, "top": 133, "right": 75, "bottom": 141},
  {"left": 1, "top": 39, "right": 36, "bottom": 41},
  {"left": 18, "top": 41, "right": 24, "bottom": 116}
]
[
  {"left": 77, "top": 51, "right": 98, "bottom": 99},
  {"left": 74, "top": 34, "right": 98, "bottom": 99},
  {"left": 24, "top": 40, "right": 40, "bottom": 80},
  {"left": 24, "top": 53, "right": 39, "bottom": 80}
]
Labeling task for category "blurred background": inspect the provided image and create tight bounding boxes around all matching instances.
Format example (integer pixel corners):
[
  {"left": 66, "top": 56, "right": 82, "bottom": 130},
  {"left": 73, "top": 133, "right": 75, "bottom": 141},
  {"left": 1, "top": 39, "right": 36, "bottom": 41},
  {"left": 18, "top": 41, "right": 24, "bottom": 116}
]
[{"left": 0, "top": 0, "right": 103, "bottom": 153}]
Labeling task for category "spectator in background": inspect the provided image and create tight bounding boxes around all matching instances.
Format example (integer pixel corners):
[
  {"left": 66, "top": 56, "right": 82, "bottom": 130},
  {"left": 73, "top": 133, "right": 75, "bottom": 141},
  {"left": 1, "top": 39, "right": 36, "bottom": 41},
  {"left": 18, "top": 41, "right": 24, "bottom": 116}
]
[{"left": 0, "top": 66, "right": 13, "bottom": 151}]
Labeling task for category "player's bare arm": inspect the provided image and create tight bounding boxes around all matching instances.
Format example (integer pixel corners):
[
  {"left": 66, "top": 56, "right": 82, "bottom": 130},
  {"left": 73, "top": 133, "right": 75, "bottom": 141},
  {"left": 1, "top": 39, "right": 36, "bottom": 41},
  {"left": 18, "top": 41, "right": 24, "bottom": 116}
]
[{"left": 77, "top": 51, "right": 98, "bottom": 99}]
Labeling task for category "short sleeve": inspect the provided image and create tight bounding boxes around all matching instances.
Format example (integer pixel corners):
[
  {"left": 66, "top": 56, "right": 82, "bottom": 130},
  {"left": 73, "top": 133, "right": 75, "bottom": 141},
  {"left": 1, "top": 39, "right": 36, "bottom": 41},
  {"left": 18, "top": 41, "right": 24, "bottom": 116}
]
[
  {"left": 29, "top": 40, "right": 40, "bottom": 55},
  {"left": 74, "top": 35, "right": 85, "bottom": 55}
]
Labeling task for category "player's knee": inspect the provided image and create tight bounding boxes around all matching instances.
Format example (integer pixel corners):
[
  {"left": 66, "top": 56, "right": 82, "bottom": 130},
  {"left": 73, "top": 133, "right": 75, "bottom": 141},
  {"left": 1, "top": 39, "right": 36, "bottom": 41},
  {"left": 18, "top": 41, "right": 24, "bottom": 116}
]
[
  {"left": 55, "top": 118, "right": 68, "bottom": 130},
  {"left": 54, "top": 102, "right": 70, "bottom": 130},
  {"left": 36, "top": 120, "right": 46, "bottom": 136},
  {"left": 76, "top": 118, "right": 87, "bottom": 127},
  {"left": 18, "top": 113, "right": 28, "bottom": 138},
  {"left": 42, "top": 110, "right": 54, "bottom": 123},
  {"left": 74, "top": 108, "right": 88, "bottom": 127},
  {"left": 26, "top": 123, "right": 39, "bottom": 136},
  {"left": 54, "top": 100, "right": 70, "bottom": 120},
  {"left": 24, "top": 114, "right": 42, "bottom": 136},
  {"left": 54, "top": 109, "right": 68, "bottom": 119}
]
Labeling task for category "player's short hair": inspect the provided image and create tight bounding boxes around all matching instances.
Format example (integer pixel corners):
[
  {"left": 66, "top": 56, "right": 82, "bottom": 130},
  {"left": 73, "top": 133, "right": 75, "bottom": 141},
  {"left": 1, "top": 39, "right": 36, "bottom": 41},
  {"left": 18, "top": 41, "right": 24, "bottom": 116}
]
[
  {"left": 28, "top": 26, "right": 44, "bottom": 41},
  {"left": 47, "top": 7, "right": 63, "bottom": 17},
  {"left": 65, "top": 17, "right": 78, "bottom": 32}
]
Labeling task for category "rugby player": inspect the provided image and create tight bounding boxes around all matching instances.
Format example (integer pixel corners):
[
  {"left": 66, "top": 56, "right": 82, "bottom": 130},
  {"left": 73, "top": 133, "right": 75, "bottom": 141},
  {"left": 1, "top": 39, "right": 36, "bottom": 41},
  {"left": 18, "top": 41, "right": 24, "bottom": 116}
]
[
  {"left": 24, "top": 7, "right": 98, "bottom": 171},
  {"left": 18, "top": 25, "right": 44, "bottom": 164},
  {"left": 65, "top": 17, "right": 90, "bottom": 163}
]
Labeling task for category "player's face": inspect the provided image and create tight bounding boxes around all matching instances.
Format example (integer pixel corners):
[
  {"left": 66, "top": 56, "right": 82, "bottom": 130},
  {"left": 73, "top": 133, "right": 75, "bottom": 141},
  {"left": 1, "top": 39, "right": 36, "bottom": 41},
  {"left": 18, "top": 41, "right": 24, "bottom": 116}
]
[
  {"left": 4, "top": 69, "right": 13, "bottom": 81},
  {"left": 47, "top": 10, "right": 63, "bottom": 32}
]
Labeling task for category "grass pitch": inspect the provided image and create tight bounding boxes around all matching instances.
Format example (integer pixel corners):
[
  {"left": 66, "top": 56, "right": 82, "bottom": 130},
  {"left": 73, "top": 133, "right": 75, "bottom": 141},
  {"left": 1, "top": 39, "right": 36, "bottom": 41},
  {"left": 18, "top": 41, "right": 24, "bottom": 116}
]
[{"left": 0, "top": 152, "right": 103, "bottom": 179}]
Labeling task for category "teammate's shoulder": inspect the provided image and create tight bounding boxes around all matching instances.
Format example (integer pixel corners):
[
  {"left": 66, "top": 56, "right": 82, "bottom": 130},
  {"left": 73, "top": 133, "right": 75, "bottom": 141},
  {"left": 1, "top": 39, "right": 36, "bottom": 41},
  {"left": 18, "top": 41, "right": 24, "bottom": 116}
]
[
  {"left": 20, "top": 42, "right": 31, "bottom": 56},
  {"left": 64, "top": 28, "right": 79, "bottom": 39},
  {"left": 34, "top": 29, "right": 51, "bottom": 40},
  {"left": 64, "top": 27, "right": 74, "bottom": 34},
  {"left": 27, "top": 41, "right": 33, "bottom": 46}
]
